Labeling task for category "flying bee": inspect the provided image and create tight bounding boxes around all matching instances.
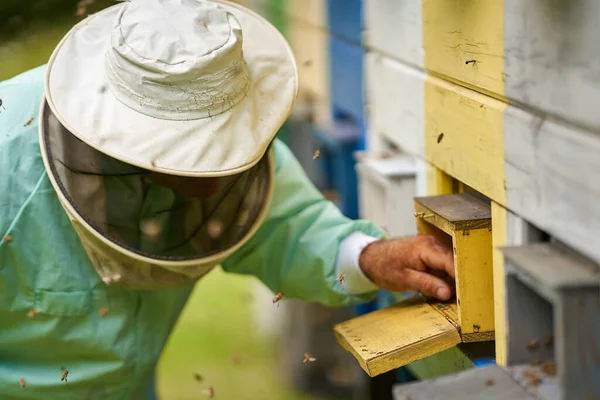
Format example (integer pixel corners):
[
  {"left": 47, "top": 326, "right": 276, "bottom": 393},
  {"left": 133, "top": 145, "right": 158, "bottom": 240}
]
[
  {"left": 272, "top": 292, "right": 284, "bottom": 307},
  {"left": 313, "top": 148, "right": 320, "bottom": 160},
  {"left": 202, "top": 386, "right": 215, "bottom": 399},
  {"left": 76, "top": 0, "right": 94, "bottom": 16},
  {"left": 19, "top": 378, "right": 26, "bottom": 388},
  {"left": 98, "top": 307, "right": 109, "bottom": 317},
  {"left": 61, "top": 370, "right": 69, "bottom": 382},
  {"left": 102, "top": 274, "right": 122, "bottom": 285},
  {"left": 303, "top": 353, "right": 316, "bottom": 365},
  {"left": 27, "top": 308, "right": 39, "bottom": 319},
  {"left": 337, "top": 273, "right": 345, "bottom": 284}
]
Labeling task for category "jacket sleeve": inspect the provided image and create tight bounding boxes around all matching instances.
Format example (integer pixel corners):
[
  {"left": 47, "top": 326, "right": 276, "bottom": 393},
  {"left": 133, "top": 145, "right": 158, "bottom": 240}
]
[{"left": 221, "top": 138, "right": 387, "bottom": 307}]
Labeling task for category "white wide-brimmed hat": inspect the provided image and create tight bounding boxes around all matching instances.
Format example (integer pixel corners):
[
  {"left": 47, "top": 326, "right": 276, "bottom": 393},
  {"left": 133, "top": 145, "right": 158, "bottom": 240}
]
[
  {"left": 44, "top": 0, "right": 298, "bottom": 177},
  {"left": 37, "top": 0, "right": 297, "bottom": 289}
]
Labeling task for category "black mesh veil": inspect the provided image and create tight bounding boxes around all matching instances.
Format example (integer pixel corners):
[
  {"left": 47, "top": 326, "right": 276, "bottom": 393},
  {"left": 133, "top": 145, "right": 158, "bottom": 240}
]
[{"left": 41, "top": 101, "right": 273, "bottom": 263}]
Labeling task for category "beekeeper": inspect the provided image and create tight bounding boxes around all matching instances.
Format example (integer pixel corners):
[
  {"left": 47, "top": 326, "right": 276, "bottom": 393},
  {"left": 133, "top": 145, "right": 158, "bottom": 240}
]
[{"left": 0, "top": 0, "right": 454, "bottom": 397}]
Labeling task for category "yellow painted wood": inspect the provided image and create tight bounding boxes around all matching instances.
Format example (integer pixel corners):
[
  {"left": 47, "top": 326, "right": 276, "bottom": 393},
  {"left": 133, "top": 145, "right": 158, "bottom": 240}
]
[
  {"left": 422, "top": 0, "right": 505, "bottom": 98},
  {"left": 453, "top": 227, "right": 494, "bottom": 336},
  {"left": 424, "top": 75, "right": 507, "bottom": 206},
  {"left": 426, "top": 163, "right": 455, "bottom": 196},
  {"left": 288, "top": 0, "right": 327, "bottom": 29},
  {"left": 491, "top": 201, "right": 507, "bottom": 365},
  {"left": 414, "top": 194, "right": 494, "bottom": 341},
  {"left": 334, "top": 296, "right": 461, "bottom": 377},
  {"left": 289, "top": 18, "right": 331, "bottom": 127}
]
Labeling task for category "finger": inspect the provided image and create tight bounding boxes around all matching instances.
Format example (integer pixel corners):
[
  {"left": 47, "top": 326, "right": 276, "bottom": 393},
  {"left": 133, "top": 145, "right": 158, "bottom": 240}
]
[
  {"left": 420, "top": 242, "right": 455, "bottom": 279},
  {"left": 402, "top": 269, "right": 453, "bottom": 301}
]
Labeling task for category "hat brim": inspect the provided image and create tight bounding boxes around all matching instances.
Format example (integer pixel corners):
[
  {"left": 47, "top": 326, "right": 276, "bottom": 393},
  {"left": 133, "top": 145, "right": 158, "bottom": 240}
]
[{"left": 45, "top": 1, "right": 298, "bottom": 177}]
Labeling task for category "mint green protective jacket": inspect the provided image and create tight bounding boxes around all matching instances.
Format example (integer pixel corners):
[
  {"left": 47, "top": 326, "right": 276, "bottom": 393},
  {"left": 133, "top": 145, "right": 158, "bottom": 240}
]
[{"left": 0, "top": 66, "right": 384, "bottom": 399}]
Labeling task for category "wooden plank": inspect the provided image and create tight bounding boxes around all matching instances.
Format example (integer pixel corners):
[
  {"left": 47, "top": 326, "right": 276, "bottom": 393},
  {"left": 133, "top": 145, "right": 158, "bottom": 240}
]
[
  {"left": 504, "top": 105, "right": 600, "bottom": 265},
  {"left": 422, "top": 0, "right": 505, "bottom": 97},
  {"left": 356, "top": 154, "right": 418, "bottom": 237},
  {"left": 415, "top": 194, "right": 491, "bottom": 225},
  {"left": 425, "top": 163, "right": 454, "bottom": 196},
  {"left": 289, "top": 19, "right": 331, "bottom": 128},
  {"left": 414, "top": 194, "right": 495, "bottom": 340},
  {"left": 414, "top": 195, "right": 491, "bottom": 235},
  {"left": 492, "top": 202, "right": 508, "bottom": 365},
  {"left": 454, "top": 227, "right": 495, "bottom": 336},
  {"left": 425, "top": 75, "right": 507, "bottom": 205},
  {"left": 555, "top": 288, "right": 600, "bottom": 400},
  {"left": 363, "top": 0, "right": 423, "bottom": 68},
  {"left": 430, "top": 301, "right": 460, "bottom": 331},
  {"left": 504, "top": 0, "right": 600, "bottom": 131},
  {"left": 393, "top": 365, "right": 535, "bottom": 400},
  {"left": 505, "top": 273, "right": 554, "bottom": 365},
  {"left": 287, "top": 0, "right": 327, "bottom": 29},
  {"left": 502, "top": 244, "right": 600, "bottom": 293},
  {"left": 334, "top": 295, "right": 461, "bottom": 377},
  {"left": 507, "top": 364, "right": 560, "bottom": 400},
  {"left": 430, "top": 301, "right": 494, "bottom": 342},
  {"left": 365, "top": 53, "right": 425, "bottom": 156}
]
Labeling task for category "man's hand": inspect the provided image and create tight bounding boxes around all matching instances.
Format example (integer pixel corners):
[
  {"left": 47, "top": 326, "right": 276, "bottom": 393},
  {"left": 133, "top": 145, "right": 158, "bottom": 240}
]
[{"left": 358, "top": 235, "right": 455, "bottom": 301}]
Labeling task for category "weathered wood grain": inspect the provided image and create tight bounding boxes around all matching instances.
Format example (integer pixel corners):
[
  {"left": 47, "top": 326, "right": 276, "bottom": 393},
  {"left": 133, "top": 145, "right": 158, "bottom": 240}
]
[
  {"left": 555, "top": 288, "right": 600, "bottom": 400},
  {"left": 504, "top": 106, "right": 600, "bottom": 265},
  {"left": 505, "top": 272, "right": 554, "bottom": 365},
  {"left": 414, "top": 194, "right": 494, "bottom": 339},
  {"left": 453, "top": 227, "right": 495, "bottom": 336},
  {"left": 356, "top": 154, "right": 417, "bottom": 237},
  {"left": 363, "top": 0, "right": 423, "bottom": 68},
  {"left": 365, "top": 53, "right": 425, "bottom": 156},
  {"left": 423, "top": 0, "right": 505, "bottom": 97},
  {"left": 334, "top": 295, "right": 461, "bottom": 377},
  {"left": 507, "top": 364, "right": 560, "bottom": 400},
  {"left": 393, "top": 365, "right": 536, "bottom": 400},
  {"left": 504, "top": 0, "right": 600, "bottom": 131},
  {"left": 503, "top": 243, "right": 600, "bottom": 296},
  {"left": 416, "top": 194, "right": 491, "bottom": 224},
  {"left": 425, "top": 75, "right": 507, "bottom": 205}
]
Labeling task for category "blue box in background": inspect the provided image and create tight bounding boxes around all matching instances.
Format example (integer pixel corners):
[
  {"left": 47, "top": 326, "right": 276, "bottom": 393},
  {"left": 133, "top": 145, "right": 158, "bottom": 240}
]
[
  {"left": 327, "top": 0, "right": 362, "bottom": 44},
  {"left": 311, "top": 115, "right": 360, "bottom": 219}
]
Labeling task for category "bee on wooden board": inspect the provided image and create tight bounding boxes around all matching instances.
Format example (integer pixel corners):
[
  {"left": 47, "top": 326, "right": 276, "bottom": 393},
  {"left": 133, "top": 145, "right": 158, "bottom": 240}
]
[
  {"left": 527, "top": 339, "right": 539, "bottom": 350},
  {"left": 272, "top": 292, "right": 284, "bottom": 307},
  {"left": 303, "top": 353, "right": 316, "bottom": 365}
]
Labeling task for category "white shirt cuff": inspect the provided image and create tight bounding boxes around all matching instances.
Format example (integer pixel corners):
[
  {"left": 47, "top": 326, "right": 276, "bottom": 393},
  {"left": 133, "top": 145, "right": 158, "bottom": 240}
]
[{"left": 336, "top": 232, "right": 380, "bottom": 295}]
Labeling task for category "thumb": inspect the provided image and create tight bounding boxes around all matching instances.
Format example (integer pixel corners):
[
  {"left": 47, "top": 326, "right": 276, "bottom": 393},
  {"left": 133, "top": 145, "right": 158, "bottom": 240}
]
[{"left": 402, "top": 269, "right": 453, "bottom": 301}]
